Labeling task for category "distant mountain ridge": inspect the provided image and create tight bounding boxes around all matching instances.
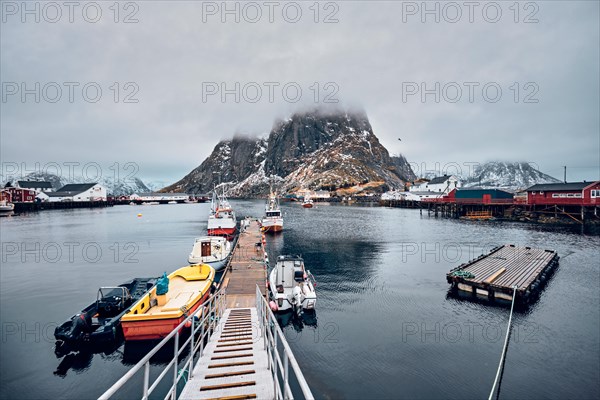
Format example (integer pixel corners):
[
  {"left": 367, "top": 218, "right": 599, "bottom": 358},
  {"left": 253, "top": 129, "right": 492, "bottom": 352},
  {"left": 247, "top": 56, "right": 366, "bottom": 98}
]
[
  {"left": 2, "top": 171, "right": 151, "bottom": 196},
  {"left": 164, "top": 108, "right": 416, "bottom": 196},
  {"left": 461, "top": 161, "right": 561, "bottom": 190}
]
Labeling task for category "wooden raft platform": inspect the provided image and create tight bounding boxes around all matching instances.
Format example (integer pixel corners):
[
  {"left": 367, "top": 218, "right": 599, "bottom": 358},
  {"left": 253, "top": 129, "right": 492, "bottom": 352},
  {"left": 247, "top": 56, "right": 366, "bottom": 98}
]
[
  {"left": 447, "top": 244, "right": 559, "bottom": 303},
  {"left": 221, "top": 218, "right": 267, "bottom": 308}
]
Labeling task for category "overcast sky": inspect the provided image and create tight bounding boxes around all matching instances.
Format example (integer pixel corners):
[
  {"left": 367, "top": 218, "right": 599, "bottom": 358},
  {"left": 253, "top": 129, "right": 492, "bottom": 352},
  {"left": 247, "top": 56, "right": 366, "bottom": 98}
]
[{"left": 1, "top": 1, "right": 598, "bottom": 184}]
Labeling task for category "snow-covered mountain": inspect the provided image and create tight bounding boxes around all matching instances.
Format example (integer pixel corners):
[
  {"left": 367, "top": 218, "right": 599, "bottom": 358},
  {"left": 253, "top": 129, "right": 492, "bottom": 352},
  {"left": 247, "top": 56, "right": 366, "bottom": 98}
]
[
  {"left": 2, "top": 172, "right": 151, "bottom": 196},
  {"left": 164, "top": 108, "right": 415, "bottom": 197},
  {"left": 461, "top": 161, "right": 561, "bottom": 190}
]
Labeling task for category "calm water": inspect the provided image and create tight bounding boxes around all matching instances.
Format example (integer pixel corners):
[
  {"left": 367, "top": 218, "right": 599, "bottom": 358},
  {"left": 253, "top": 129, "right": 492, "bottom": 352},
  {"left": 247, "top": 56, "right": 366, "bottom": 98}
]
[{"left": 1, "top": 202, "right": 599, "bottom": 400}]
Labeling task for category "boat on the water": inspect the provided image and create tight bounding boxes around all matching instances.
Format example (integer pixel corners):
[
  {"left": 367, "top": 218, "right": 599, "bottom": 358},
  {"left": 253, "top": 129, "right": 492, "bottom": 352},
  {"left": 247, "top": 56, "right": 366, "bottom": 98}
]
[
  {"left": 269, "top": 255, "right": 317, "bottom": 315},
  {"left": 0, "top": 200, "right": 15, "bottom": 212},
  {"left": 121, "top": 264, "right": 215, "bottom": 341},
  {"left": 301, "top": 195, "right": 314, "bottom": 208},
  {"left": 54, "top": 277, "right": 157, "bottom": 350},
  {"left": 188, "top": 236, "right": 232, "bottom": 270},
  {"left": 261, "top": 191, "right": 283, "bottom": 233},
  {"left": 207, "top": 190, "right": 237, "bottom": 237}
]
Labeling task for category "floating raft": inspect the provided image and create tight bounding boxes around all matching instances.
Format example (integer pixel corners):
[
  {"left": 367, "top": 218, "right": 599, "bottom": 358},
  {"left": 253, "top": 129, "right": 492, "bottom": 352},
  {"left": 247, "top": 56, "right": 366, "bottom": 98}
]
[{"left": 447, "top": 244, "right": 559, "bottom": 303}]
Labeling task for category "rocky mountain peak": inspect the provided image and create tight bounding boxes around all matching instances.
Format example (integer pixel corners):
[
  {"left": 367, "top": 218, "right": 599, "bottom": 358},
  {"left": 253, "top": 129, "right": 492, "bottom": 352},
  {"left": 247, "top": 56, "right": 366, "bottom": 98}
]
[{"left": 164, "top": 108, "right": 415, "bottom": 197}]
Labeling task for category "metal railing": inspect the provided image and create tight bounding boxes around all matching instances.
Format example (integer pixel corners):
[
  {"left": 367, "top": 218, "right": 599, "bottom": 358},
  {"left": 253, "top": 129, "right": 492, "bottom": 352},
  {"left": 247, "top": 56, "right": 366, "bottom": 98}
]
[
  {"left": 98, "top": 287, "right": 227, "bottom": 400},
  {"left": 255, "top": 285, "right": 314, "bottom": 400}
]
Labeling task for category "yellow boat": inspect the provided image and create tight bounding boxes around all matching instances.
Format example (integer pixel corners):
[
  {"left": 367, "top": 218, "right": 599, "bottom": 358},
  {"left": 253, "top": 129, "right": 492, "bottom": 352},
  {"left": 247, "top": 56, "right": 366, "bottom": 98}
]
[{"left": 121, "top": 264, "right": 215, "bottom": 341}]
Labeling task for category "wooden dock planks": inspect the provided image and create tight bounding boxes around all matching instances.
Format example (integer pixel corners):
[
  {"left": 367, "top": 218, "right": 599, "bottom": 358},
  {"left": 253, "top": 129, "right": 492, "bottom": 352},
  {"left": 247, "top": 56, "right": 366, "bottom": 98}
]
[
  {"left": 447, "top": 244, "right": 559, "bottom": 303},
  {"left": 220, "top": 219, "right": 267, "bottom": 308}
]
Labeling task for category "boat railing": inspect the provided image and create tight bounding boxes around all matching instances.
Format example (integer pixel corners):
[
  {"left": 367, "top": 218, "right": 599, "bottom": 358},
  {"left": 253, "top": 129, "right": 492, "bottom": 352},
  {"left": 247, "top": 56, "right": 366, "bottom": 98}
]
[
  {"left": 98, "top": 287, "right": 228, "bottom": 400},
  {"left": 255, "top": 284, "right": 314, "bottom": 400}
]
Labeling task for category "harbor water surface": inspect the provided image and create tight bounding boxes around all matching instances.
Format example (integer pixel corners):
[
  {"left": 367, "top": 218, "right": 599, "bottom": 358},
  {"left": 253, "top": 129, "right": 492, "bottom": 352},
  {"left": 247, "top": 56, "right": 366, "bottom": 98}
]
[{"left": 1, "top": 201, "right": 599, "bottom": 399}]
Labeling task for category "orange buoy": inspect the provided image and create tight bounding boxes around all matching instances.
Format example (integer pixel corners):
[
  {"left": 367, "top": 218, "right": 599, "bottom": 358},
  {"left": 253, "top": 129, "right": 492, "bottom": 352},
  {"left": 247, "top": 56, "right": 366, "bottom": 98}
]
[{"left": 137, "top": 213, "right": 142, "bottom": 217}]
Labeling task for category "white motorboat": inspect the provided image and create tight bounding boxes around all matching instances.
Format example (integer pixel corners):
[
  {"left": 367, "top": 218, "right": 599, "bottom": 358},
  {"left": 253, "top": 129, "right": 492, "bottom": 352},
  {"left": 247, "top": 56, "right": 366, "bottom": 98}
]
[
  {"left": 269, "top": 255, "right": 316, "bottom": 314},
  {"left": 0, "top": 200, "right": 15, "bottom": 212},
  {"left": 301, "top": 194, "right": 314, "bottom": 208},
  {"left": 207, "top": 190, "right": 237, "bottom": 237},
  {"left": 261, "top": 191, "right": 283, "bottom": 233},
  {"left": 188, "top": 236, "right": 232, "bottom": 271}
]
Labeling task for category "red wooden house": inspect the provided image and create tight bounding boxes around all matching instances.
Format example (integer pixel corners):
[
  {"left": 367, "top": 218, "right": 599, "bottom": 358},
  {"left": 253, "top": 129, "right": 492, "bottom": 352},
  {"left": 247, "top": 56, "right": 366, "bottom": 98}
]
[
  {"left": 526, "top": 181, "right": 600, "bottom": 206},
  {"left": 0, "top": 187, "right": 37, "bottom": 202}
]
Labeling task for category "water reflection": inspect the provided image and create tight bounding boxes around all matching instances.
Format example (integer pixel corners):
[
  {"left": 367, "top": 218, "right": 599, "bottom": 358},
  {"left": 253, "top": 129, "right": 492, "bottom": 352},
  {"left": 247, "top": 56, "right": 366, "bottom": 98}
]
[
  {"left": 54, "top": 341, "right": 123, "bottom": 377},
  {"left": 276, "top": 310, "right": 318, "bottom": 332}
]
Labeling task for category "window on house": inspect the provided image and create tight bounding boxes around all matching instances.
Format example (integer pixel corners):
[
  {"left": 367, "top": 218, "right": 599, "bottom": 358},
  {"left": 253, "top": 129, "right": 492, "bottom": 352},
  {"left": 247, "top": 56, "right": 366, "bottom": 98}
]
[{"left": 552, "top": 194, "right": 559, "bottom": 198}]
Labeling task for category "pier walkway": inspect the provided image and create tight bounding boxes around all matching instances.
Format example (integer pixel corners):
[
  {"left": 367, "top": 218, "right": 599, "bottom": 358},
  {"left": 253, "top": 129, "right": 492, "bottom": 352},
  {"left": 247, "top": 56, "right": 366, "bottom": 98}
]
[
  {"left": 222, "top": 218, "right": 268, "bottom": 308},
  {"left": 99, "top": 218, "right": 313, "bottom": 400}
]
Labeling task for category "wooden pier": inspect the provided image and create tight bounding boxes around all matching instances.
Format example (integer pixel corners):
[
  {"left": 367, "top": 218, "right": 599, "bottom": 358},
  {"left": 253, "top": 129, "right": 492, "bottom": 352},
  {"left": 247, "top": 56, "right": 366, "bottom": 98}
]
[
  {"left": 99, "top": 217, "right": 313, "bottom": 400},
  {"left": 220, "top": 218, "right": 268, "bottom": 308},
  {"left": 447, "top": 244, "right": 559, "bottom": 303}
]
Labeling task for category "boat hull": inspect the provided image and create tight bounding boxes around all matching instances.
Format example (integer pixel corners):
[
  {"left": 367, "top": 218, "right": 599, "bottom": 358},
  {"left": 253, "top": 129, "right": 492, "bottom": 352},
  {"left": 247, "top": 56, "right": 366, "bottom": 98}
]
[
  {"left": 122, "top": 290, "right": 209, "bottom": 341},
  {"left": 262, "top": 224, "right": 283, "bottom": 233},
  {"left": 302, "top": 203, "right": 313, "bottom": 208},
  {"left": 207, "top": 227, "right": 237, "bottom": 236}
]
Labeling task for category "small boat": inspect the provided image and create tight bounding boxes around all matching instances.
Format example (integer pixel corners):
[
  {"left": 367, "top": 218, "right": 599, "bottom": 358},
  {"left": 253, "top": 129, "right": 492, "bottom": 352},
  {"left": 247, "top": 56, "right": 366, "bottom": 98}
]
[
  {"left": 0, "top": 200, "right": 15, "bottom": 212},
  {"left": 261, "top": 190, "right": 283, "bottom": 233},
  {"left": 168, "top": 200, "right": 177, "bottom": 204},
  {"left": 188, "top": 236, "right": 232, "bottom": 271},
  {"left": 207, "top": 189, "right": 237, "bottom": 237},
  {"left": 142, "top": 201, "right": 160, "bottom": 205},
  {"left": 301, "top": 194, "right": 314, "bottom": 208},
  {"left": 269, "top": 255, "right": 317, "bottom": 315},
  {"left": 121, "top": 264, "right": 215, "bottom": 341},
  {"left": 54, "top": 278, "right": 157, "bottom": 349}
]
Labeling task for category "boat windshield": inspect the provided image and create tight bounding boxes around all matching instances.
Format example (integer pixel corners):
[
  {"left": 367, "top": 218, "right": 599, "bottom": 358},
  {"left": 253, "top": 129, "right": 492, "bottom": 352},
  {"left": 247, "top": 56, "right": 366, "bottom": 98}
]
[
  {"left": 266, "top": 211, "right": 281, "bottom": 217},
  {"left": 98, "top": 287, "right": 129, "bottom": 301}
]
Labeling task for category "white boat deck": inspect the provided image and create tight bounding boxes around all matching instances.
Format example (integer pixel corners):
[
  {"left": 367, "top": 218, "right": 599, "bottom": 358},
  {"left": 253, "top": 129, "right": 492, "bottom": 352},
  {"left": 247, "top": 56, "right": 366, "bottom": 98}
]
[{"left": 179, "top": 308, "right": 274, "bottom": 400}]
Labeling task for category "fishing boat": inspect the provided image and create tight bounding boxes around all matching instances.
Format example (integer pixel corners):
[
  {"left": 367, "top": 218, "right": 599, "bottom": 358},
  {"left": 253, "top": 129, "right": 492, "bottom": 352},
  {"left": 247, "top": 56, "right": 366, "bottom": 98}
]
[
  {"left": 0, "top": 200, "right": 15, "bottom": 212},
  {"left": 54, "top": 278, "right": 157, "bottom": 350},
  {"left": 121, "top": 264, "right": 215, "bottom": 341},
  {"left": 188, "top": 236, "right": 232, "bottom": 271},
  {"left": 207, "top": 190, "right": 237, "bottom": 237},
  {"left": 301, "top": 194, "right": 314, "bottom": 208},
  {"left": 268, "top": 255, "right": 317, "bottom": 315},
  {"left": 261, "top": 191, "right": 283, "bottom": 233}
]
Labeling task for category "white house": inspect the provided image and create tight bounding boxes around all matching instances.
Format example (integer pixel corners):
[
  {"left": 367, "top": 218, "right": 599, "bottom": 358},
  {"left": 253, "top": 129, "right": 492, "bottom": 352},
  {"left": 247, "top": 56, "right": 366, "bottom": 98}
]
[
  {"left": 44, "top": 183, "right": 107, "bottom": 202},
  {"left": 411, "top": 175, "right": 460, "bottom": 194}
]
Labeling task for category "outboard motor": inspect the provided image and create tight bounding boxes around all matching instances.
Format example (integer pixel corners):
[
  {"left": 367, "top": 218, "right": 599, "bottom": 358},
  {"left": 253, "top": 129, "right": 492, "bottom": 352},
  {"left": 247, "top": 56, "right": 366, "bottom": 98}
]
[
  {"left": 292, "top": 286, "right": 304, "bottom": 316},
  {"left": 67, "top": 312, "right": 92, "bottom": 342}
]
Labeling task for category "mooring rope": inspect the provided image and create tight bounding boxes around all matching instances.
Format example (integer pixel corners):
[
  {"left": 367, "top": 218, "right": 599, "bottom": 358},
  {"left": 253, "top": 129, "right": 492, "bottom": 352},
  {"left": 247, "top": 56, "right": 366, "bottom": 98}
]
[{"left": 488, "top": 285, "right": 518, "bottom": 400}]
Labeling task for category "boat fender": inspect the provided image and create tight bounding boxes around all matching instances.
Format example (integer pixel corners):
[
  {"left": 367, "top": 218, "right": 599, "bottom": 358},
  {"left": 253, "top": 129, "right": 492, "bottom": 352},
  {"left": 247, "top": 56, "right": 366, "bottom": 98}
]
[{"left": 269, "top": 301, "right": 279, "bottom": 312}]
